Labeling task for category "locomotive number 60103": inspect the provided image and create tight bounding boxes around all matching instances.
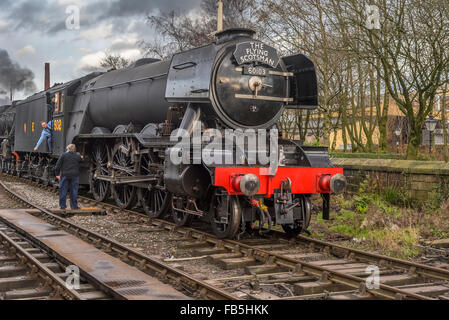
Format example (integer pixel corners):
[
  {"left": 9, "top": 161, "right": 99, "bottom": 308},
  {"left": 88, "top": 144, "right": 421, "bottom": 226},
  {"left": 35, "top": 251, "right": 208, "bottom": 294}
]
[{"left": 243, "top": 66, "right": 267, "bottom": 76}]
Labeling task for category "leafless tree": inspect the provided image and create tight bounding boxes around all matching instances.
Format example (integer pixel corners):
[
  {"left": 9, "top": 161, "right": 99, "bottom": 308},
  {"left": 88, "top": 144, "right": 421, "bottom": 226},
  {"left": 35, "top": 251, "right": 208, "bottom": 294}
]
[
  {"left": 330, "top": 0, "right": 449, "bottom": 159},
  {"left": 140, "top": 0, "right": 257, "bottom": 59},
  {"left": 100, "top": 51, "right": 133, "bottom": 70},
  {"left": 135, "top": 0, "right": 449, "bottom": 158},
  {"left": 256, "top": 0, "right": 349, "bottom": 147}
]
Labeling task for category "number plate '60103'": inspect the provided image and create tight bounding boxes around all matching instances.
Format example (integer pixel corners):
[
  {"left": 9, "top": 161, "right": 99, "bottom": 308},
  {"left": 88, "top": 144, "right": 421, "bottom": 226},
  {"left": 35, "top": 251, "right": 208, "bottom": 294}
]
[{"left": 243, "top": 66, "right": 268, "bottom": 76}]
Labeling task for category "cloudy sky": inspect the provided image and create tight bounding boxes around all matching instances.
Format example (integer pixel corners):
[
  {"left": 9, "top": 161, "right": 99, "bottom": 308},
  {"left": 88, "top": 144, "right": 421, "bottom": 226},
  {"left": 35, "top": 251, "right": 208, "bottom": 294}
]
[{"left": 0, "top": 0, "right": 202, "bottom": 101}]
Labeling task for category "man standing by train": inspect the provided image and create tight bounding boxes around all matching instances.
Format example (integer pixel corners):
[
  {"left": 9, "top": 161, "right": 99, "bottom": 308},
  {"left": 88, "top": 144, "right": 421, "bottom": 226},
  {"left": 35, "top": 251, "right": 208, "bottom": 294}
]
[
  {"left": 33, "top": 120, "right": 53, "bottom": 152},
  {"left": 55, "top": 144, "right": 83, "bottom": 210}
]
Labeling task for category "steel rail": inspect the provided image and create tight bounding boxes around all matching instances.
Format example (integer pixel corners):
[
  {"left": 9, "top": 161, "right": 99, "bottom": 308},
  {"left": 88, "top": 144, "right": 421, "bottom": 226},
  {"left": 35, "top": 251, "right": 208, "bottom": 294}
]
[
  {"left": 0, "top": 228, "right": 84, "bottom": 300},
  {"left": 3, "top": 173, "right": 448, "bottom": 299},
  {"left": 0, "top": 180, "right": 238, "bottom": 300},
  {"left": 296, "top": 235, "right": 449, "bottom": 282},
  {"left": 72, "top": 192, "right": 443, "bottom": 299},
  {"left": 0, "top": 177, "right": 434, "bottom": 300}
]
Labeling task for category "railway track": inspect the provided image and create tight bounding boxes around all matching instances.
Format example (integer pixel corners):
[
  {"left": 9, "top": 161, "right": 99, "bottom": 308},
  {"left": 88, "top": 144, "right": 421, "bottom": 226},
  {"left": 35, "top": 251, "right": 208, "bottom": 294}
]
[
  {"left": 0, "top": 177, "right": 238, "bottom": 300},
  {"left": 415, "top": 244, "right": 449, "bottom": 270},
  {"left": 0, "top": 185, "right": 119, "bottom": 300},
  {"left": 0, "top": 220, "right": 118, "bottom": 300},
  {"left": 2, "top": 173, "right": 449, "bottom": 300}
]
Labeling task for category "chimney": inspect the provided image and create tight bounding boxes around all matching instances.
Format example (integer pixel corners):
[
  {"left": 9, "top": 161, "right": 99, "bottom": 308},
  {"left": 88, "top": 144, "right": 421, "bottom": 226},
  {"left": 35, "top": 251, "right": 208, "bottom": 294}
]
[{"left": 45, "top": 63, "right": 50, "bottom": 91}]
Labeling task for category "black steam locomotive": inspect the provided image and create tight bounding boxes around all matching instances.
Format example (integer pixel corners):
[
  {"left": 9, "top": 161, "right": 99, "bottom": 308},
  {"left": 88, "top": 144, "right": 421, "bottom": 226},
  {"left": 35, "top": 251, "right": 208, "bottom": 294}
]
[{"left": 0, "top": 29, "right": 346, "bottom": 238}]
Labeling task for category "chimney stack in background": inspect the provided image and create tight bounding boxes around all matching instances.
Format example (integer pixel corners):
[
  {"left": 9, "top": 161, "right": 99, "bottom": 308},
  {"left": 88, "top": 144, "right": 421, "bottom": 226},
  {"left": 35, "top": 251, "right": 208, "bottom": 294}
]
[{"left": 44, "top": 63, "right": 50, "bottom": 91}]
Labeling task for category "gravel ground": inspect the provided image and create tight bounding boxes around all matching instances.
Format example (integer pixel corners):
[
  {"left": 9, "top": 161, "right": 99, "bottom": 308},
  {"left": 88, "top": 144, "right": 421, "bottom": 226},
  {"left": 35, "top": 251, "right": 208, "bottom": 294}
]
[
  {"left": 4, "top": 177, "right": 449, "bottom": 295},
  {"left": 0, "top": 186, "right": 23, "bottom": 209},
  {"left": 0, "top": 180, "right": 246, "bottom": 280}
]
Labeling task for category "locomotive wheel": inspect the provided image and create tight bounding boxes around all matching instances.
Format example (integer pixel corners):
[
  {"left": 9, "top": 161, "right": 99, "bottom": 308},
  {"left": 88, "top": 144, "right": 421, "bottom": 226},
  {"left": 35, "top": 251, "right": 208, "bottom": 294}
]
[
  {"left": 37, "top": 159, "right": 47, "bottom": 184},
  {"left": 171, "top": 197, "right": 194, "bottom": 226},
  {"left": 15, "top": 161, "right": 22, "bottom": 177},
  {"left": 112, "top": 184, "right": 138, "bottom": 209},
  {"left": 89, "top": 145, "right": 110, "bottom": 202},
  {"left": 10, "top": 161, "right": 15, "bottom": 176},
  {"left": 138, "top": 153, "right": 171, "bottom": 218},
  {"left": 138, "top": 186, "right": 171, "bottom": 218},
  {"left": 281, "top": 196, "right": 312, "bottom": 237},
  {"left": 211, "top": 190, "right": 242, "bottom": 239},
  {"left": 26, "top": 157, "right": 33, "bottom": 179},
  {"left": 47, "top": 171, "right": 57, "bottom": 186},
  {"left": 172, "top": 211, "right": 193, "bottom": 226},
  {"left": 110, "top": 140, "right": 138, "bottom": 209},
  {"left": 29, "top": 156, "right": 41, "bottom": 181}
]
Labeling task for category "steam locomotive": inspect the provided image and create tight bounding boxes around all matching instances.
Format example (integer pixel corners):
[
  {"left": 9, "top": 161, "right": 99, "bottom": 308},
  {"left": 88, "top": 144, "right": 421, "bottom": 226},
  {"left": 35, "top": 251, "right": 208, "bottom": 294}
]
[{"left": 0, "top": 29, "right": 346, "bottom": 238}]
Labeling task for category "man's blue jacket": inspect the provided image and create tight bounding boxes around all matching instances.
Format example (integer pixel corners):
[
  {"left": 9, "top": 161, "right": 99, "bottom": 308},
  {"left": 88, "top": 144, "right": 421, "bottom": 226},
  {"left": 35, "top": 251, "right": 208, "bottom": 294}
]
[{"left": 35, "top": 121, "right": 54, "bottom": 149}]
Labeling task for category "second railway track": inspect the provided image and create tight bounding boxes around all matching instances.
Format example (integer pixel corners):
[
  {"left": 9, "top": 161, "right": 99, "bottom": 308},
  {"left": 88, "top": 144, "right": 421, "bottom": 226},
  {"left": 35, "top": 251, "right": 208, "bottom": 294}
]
[
  {"left": 2, "top": 173, "right": 449, "bottom": 300},
  {"left": 0, "top": 220, "right": 117, "bottom": 300}
]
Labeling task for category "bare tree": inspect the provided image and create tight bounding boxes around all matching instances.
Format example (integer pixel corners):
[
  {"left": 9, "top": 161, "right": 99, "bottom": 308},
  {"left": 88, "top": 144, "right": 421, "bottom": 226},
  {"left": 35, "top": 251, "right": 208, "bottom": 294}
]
[
  {"left": 141, "top": 0, "right": 257, "bottom": 59},
  {"left": 100, "top": 51, "right": 132, "bottom": 70},
  {"left": 136, "top": 0, "right": 449, "bottom": 159},
  {"left": 256, "top": 0, "right": 349, "bottom": 147},
  {"left": 330, "top": 0, "right": 449, "bottom": 159},
  {"left": 441, "top": 76, "right": 449, "bottom": 161}
]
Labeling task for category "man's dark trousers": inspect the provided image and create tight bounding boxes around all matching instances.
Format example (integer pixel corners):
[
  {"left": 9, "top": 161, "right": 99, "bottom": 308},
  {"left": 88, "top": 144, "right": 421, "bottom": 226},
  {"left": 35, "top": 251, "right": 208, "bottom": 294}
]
[
  {"left": 59, "top": 176, "right": 79, "bottom": 209},
  {"left": 47, "top": 136, "right": 52, "bottom": 152}
]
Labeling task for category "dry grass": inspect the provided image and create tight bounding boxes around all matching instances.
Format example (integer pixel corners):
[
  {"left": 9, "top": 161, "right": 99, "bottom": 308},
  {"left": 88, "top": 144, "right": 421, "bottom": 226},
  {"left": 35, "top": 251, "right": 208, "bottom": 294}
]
[
  {"left": 307, "top": 192, "right": 443, "bottom": 259},
  {"left": 419, "top": 198, "right": 449, "bottom": 239}
]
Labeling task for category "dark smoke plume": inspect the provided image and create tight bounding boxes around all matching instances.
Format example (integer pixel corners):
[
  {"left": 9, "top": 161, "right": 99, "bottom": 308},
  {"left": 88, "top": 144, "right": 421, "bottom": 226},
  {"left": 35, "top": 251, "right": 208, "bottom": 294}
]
[{"left": 0, "top": 49, "right": 36, "bottom": 98}]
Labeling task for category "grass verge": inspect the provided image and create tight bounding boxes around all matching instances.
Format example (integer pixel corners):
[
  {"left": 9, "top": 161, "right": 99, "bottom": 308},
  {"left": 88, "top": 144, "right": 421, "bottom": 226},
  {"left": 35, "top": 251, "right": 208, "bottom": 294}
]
[{"left": 308, "top": 177, "right": 449, "bottom": 259}]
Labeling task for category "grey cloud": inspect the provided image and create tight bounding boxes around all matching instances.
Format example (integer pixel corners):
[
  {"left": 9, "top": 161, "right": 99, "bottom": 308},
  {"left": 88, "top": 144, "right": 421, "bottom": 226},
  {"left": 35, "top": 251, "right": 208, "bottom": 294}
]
[
  {"left": 0, "top": 0, "right": 13, "bottom": 9},
  {"left": 47, "top": 21, "right": 68, "bottom": 34},
  {"left": 47, "top": 14, "right": 95, "bottom": 34},
  {"left": 0, "top": 89, "right": 8, "bottom": 104},
  {"left": 3, "top": 0, "right": 202, "bottom": 35},
  {"left": 109, "top": 40, "right": 138, "bottom": 51},
  {"left": 101, "top": 0, "right": 202, "bottom": 18},
  {"left": 0, "top": 97, "right": 10, "bottom": 105},
  {"left": 0, "top": 49, "right": 36, "bottom": 97},
  {"left": 5, "top": 0, "right": 95, "bottom": 34},
  {"left": 8, "top": 0, "right": 51, "bottom": 31}
]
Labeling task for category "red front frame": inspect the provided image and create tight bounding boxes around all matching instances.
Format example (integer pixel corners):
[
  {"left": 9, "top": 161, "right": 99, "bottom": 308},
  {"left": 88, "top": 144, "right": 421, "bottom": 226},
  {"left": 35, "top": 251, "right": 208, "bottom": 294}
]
[{"left": 214, "top": 167, "right": 344, "bottom": 198}]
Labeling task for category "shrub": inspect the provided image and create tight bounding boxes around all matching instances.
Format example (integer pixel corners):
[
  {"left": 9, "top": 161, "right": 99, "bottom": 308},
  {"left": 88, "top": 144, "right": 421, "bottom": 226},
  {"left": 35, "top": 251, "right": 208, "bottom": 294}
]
[
  {"left": 354, "top": 195, "right": 371, "bottom": 214},
  {"left": 381, "top": 187, "right": 406, "bottom": 206}
]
